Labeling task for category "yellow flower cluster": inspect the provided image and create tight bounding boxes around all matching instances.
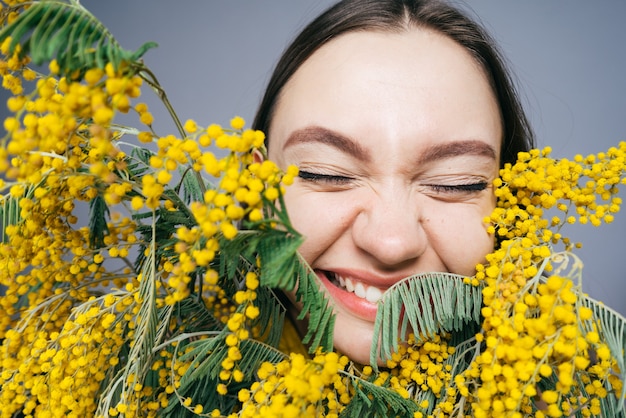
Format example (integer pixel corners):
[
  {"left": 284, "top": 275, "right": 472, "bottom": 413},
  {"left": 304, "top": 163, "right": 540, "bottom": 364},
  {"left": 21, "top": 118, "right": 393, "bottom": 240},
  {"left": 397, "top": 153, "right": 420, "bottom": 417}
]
[
  {"left": 218, "top": 333, "right": 456, "bottom": 418},
  {"left": 0, "top": 34, "right": 32, "bottom": 96},
  {"left": 236, "top": 351, "right": 351, "bottom": 418},
  {"left": 156, "top": 115, "right": 296, "bottom": 305},
  {"left": 1, "top": 13, "right": 295, "bottom": 414},
  {"left": 1, "top": 292, "right": 134, "bottom": 417},
  {"left": 214, "top": 271, "right": 261, "bottom": 395},
  {"left": 457, "top": 266, "right": 617, "bottom": 418},
  {"left": 0, "top": 54, "right": 142, "bottom": 341},
  {"left": 481, "top": 145, "right": 625, "bottom": 283},
  {"left": 227, "top": 144, "right": 626, "bottom": 418},
  {"left": 446, "top": 145, "right": 626, "bottom": 417},
  {"left": 378, "top": 333, "right": 456, "bottom": 415},
  {"left": 2, "top": 3, "right": 626, "bottom": 417}
]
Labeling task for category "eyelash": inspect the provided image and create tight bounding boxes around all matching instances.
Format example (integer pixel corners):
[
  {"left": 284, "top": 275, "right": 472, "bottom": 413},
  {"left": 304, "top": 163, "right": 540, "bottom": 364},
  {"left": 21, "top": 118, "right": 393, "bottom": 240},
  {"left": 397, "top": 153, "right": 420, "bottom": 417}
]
[
  {"left": 299, "top": 171, "right": 488, "bottom": 193},
  {"left": 298, "top": 171, "right": 353, "bottom": 184},
  {"left": 427, "top": 182, "right": 489, "bottom": 193}
]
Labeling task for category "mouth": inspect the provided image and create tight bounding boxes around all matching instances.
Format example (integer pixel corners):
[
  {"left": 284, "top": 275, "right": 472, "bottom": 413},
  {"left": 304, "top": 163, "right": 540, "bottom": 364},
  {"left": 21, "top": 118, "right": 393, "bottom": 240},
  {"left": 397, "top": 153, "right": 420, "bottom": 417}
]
[{"left": 325, "top": 271, "right": 384, "bottom": 304}]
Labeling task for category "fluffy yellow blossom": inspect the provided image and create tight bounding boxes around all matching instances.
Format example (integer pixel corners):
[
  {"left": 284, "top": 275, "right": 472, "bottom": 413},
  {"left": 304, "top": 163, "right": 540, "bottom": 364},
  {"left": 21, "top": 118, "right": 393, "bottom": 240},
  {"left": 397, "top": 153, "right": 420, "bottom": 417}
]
[{"left": 2, "top": 5, "right": 624, "bottom": 417}]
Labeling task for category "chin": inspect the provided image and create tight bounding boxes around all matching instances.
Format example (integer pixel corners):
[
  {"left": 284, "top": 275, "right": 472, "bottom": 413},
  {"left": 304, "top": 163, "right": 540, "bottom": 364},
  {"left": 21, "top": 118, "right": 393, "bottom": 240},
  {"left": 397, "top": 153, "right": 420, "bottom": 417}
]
[
  {"left": 334, "top": 338, "right": 374, "bottom": 366},
  {"left": 332, "top": 314, "right": 380, "bottom": 365}
]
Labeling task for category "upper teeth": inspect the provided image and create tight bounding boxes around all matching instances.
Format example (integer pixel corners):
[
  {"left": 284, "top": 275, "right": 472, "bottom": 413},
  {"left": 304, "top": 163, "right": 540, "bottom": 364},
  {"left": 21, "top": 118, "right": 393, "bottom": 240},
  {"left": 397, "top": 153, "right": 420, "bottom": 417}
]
[{"left": 337, "top": 274, "right": 384, "bottom": 304}]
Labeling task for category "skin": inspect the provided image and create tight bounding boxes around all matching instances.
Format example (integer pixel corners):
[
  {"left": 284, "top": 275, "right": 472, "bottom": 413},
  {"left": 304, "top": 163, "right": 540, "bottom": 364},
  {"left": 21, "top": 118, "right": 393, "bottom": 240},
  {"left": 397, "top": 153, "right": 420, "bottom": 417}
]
[{"left": 267, "top": 27, "right": 503, "bottom": 365}]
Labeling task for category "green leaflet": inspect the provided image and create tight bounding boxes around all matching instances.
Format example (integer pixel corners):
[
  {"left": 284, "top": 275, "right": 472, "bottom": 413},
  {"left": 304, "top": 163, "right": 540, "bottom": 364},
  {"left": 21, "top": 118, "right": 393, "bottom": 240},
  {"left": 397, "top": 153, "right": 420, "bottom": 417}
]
[
  {"left": 218, "top": 228, "right": 336, "bottom": 353},
  {"left": 1, "top": 183, "right": 42, "bottom": 244},
  {"left": 253, "top": 286, "right": 287, "bottom": 348},
  {"left": 295, "top": 258, "right": 336, "bottom": 351},
  {"left": 581, "top": 293, "right": 626, "bottom": 414},
  {"left": 120, "top": 221, "right": 161, "bottom": 399},
  {"left": 88, "top": 193, "right": 109, "bottom": 249},
  {"left": 339, "top": 376, "right": 421, "bottom": 417},
  {"left": 93, "top": 297, "right": 225, "bottom": 416},
  {"left": 125, "top": 146, "right": 154, "bottom": 180},
  {"left": 171, "top": 297, "right": 224, "bottom": 334},
  {"left": 161, "top": 335, "right": 288, "bottom": 416},
  {"left": 180, "top": 167, "right": 206, "bottom": 204},
  {"left": 0, "top": 0, "right": 157, "bottom": 77},
  {"left": 548, "top": 252, "right": 626, "bottom": 415},
  {"left": 370, "top": 272, "right": 483, "bottom": 367},
  {"left": 0, "top": 194, "right": 21, "bottom": 243},
  {"left": 256, "top": 233, "right": 335, "bottom": 351}
]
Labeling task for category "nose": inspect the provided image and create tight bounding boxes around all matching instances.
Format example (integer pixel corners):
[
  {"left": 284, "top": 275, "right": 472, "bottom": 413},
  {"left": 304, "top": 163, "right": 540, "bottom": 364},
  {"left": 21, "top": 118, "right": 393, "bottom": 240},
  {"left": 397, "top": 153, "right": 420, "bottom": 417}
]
[{"left": 351, "top": 187, "right": 426, "bottom": 268}]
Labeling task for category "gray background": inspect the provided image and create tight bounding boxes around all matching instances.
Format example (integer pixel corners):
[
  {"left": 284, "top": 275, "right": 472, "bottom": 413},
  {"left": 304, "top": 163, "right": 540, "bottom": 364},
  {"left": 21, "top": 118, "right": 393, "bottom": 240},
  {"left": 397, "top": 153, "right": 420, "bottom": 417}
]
[{"left": 3, "top": 1, "right": 625, "bottom": 315}]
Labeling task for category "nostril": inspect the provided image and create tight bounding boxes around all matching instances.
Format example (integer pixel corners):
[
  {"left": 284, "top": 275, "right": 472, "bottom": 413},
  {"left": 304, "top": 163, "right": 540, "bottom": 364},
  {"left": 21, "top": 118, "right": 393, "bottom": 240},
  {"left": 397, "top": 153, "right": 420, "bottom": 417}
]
[{"left": 350, "top": 191, "right": 427, "bottom": 266}]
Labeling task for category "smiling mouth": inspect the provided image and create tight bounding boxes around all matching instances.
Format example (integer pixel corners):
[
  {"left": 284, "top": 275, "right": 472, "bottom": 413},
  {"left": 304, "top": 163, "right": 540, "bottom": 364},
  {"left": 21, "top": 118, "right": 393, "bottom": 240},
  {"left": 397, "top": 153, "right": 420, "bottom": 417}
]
[{"left": 325, "top": 271, "right": 385, "bottom": 304}]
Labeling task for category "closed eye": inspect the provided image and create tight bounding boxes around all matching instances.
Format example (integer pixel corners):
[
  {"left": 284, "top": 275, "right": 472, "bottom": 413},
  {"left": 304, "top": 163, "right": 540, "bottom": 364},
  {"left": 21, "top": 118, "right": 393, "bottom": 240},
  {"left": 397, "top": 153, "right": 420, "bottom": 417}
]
[
  {"left": 298, "top": 170, "right": 354, "bottom": 185},
  {"left": 426, "top": 182, "right": 489, "bottom": 193}
]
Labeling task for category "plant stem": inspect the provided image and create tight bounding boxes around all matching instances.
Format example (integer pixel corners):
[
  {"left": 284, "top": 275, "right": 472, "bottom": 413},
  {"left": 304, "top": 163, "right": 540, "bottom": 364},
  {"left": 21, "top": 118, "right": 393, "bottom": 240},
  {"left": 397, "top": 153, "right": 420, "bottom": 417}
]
[
  {"left": 134, "top": 63, "right": 206, "bottom": 195},
  {"left": 135, "top": 63, "right": 185, "bottom": 138}
]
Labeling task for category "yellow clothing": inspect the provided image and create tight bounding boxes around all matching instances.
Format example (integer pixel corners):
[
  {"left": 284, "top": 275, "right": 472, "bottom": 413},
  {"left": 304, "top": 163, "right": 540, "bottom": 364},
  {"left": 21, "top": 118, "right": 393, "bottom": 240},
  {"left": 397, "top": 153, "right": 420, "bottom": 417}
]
[{"left": 277, "top": 317, "right": 309, "bottom": 357}]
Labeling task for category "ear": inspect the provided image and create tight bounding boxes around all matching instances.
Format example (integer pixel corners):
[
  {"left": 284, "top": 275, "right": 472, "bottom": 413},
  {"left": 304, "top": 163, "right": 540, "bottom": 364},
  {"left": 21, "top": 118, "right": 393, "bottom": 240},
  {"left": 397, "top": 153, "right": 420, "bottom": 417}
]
[{"left": 252, "top": 148, "right": 264, "bottom": 164}]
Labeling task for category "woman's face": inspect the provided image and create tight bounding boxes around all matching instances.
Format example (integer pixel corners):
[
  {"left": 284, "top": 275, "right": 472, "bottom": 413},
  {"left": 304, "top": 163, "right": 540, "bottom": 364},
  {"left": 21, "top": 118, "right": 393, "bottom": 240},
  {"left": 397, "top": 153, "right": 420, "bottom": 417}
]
[{"left": 268, "top": 28, "right": 502, "bottom": 364}]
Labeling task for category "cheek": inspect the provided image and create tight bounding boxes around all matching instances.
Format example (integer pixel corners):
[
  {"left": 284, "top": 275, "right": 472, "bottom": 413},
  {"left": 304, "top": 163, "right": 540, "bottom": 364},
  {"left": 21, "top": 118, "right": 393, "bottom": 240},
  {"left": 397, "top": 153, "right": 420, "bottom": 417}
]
[
  {"left": 426, "top": 202, "right": 494, "bottom": 275},
  {"left": 281, "top": 189, "right": 355, "bottom": 264}
]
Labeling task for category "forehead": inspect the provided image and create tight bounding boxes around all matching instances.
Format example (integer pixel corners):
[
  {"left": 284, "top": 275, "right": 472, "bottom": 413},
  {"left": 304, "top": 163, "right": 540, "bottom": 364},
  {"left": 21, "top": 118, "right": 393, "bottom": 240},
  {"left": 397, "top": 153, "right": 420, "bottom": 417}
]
[{"left": 269, "top": 27, "right": 502, "bottom": 161}]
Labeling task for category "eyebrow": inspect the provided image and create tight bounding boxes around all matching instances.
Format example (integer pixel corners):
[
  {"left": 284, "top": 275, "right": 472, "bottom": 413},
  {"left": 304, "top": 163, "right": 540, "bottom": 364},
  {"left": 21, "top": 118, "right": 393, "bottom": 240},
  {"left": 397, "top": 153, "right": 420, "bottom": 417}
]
[
  {"left": 283, "top": 126, "right": 371, "bottom": 162},
  {"left": 416, "top": 140, "right": 497, "bottom": 164},
  {"left": 283, "top": 125, "right": 497, "bottom": 164}
]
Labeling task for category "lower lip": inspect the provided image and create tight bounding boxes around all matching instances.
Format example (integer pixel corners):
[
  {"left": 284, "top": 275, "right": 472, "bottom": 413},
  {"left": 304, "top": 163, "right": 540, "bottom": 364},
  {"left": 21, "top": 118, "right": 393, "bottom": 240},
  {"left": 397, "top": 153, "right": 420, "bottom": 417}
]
[{"left": 316, "top": 271, "right": 379, "bottom": 322}]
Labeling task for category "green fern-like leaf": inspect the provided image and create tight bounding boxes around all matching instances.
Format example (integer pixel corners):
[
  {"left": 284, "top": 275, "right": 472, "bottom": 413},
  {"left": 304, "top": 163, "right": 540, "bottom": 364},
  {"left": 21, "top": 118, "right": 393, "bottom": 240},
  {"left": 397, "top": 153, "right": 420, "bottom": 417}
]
[
  {"left": 580, "top": 294, "right": 626, "bottom": 413},
  {"left": 128, "top": 245, "right": 160, "bottom": 365},
  {"left": 546, "top": 251, "right": 626, "bottom": 413},
  {"left": 252, "top": 286, "right": 287, "bottom": 348},
  {"left": 256, "top": 234, "right": 335, "bottom": 352},
  {"left": 0, "top": 194, "right": 22, "bottom": 243},
  {"left": 125, "top": 146, "right": 155, "bottom": 179},
  {"left": 339, "top": 375, "right": 421, "bottom": 417},
  {"left": 180, "top": 166, "right": 206, "bottom": 204},
  {"left": 98, "top": 221, "right": 163, "bottom": 415},
  {"left": 88, "top": 193, "right": 109, "bottom": 249},
  {"left": 218, "top": 228, "right": 336, "bottom": 353},
  {"left": 171, "top": 297, "right": 223, "bottom": 335},
  {"left": 295, "top": 259, "right": 335, "bottom": 351},
  {"left": 161, "top": 334, "right": 288, "bottom": 416},
  {"left": 0, "top": 0, "right": 157, "bottom": 77},
  {"left": 428, "top": 336, "right": 480, "bottom": 416},
  {"left": 371, "top": 272, "right": 483, "bottom": 366}
]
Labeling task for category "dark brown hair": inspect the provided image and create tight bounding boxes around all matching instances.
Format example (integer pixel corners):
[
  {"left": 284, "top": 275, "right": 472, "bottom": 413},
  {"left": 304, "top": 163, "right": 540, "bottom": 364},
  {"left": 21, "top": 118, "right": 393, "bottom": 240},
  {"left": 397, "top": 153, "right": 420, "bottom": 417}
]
[{"left": 252, "top": 0, "right": 534, "bottom": 166}]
